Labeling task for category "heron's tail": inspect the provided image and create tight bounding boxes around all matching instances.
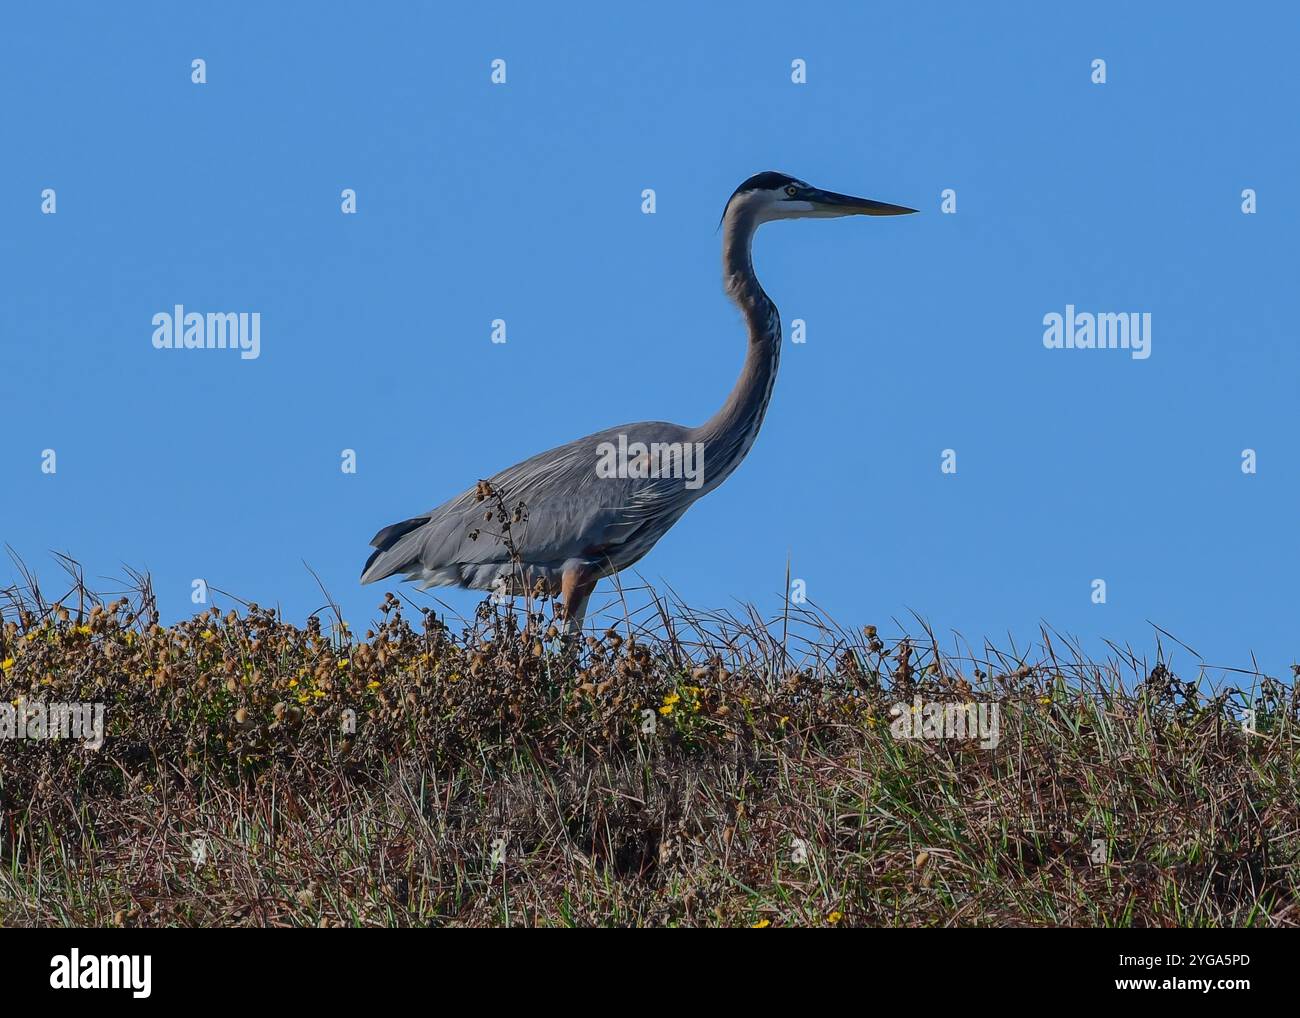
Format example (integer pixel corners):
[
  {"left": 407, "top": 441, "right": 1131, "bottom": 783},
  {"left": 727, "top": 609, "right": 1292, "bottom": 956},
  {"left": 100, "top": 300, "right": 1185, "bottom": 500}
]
[{"left": 359, "top": 515, "right": 430, "bottom": 584}]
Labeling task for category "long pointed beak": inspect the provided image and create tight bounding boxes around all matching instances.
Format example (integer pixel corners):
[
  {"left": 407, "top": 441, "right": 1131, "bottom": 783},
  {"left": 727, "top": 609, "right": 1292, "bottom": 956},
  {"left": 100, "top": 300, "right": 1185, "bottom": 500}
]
[{"left": 806, "top": 188, "right": 917, "bottom": 216}]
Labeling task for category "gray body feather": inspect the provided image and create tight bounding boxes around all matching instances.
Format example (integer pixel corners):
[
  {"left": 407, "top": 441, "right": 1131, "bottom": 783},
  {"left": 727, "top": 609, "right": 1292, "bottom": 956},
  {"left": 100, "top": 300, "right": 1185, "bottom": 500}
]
[{"left": 360, "top": 421, "right": 705, "bottom": 592}]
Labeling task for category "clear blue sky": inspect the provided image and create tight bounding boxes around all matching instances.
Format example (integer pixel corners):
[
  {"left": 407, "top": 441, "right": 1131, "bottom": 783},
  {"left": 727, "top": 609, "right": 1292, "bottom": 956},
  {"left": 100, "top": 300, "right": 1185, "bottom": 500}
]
[{"left": 3, "top": 2, "right": 1296, "bottom": 676}]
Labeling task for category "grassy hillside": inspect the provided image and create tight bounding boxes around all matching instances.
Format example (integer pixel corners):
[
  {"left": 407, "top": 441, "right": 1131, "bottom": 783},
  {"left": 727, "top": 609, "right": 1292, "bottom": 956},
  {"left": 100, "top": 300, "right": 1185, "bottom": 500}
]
[{"left": 2, "top": 576, "right": 1297, "bottom": 927}]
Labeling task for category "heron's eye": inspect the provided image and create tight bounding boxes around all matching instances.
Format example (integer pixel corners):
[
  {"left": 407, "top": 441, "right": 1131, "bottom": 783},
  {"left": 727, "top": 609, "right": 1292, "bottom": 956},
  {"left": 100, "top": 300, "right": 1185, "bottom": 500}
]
[{"left": 785, "top": 185, "right": 798, "bottom": 197}]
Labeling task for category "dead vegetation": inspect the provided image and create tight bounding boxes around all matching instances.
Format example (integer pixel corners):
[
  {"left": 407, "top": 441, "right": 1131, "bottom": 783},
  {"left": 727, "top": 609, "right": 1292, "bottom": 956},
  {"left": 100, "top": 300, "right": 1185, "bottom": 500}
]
[{"left": 1, "top": 557, "right": 1297, "bottom": 927}]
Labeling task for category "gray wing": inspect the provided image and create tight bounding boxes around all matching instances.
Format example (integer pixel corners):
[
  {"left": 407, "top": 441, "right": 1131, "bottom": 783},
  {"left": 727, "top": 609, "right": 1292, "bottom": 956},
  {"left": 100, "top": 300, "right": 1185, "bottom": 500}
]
[{"left": 360, "top": 422, "right": 704, "bottom": 591}]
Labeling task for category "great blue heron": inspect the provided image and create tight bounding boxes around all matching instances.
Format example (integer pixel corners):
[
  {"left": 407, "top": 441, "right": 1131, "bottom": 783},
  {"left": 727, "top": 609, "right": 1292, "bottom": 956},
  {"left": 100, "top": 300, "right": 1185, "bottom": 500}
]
[{"left": 361, "top": 171, "right": 915, "bottom": 630}]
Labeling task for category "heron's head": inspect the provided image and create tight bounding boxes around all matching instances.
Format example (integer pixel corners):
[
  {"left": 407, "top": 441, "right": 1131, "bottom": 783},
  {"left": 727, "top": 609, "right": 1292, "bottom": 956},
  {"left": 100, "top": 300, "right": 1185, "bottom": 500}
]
[{"left": 723, "top": 171, "right": 916, "bottom": 225}]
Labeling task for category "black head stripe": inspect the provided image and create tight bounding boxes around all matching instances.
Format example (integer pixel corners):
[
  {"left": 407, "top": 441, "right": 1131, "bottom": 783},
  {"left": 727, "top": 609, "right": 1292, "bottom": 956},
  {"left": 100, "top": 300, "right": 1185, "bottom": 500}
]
[{"left": 728, "top": 171, "right": 799, "bottom": 203}]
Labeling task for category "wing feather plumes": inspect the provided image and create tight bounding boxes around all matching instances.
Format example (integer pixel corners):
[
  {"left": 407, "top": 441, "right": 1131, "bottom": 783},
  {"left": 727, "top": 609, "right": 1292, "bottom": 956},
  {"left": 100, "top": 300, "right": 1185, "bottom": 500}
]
[{"left": 360, "top": 422, "right": 703, "bottom": 591}]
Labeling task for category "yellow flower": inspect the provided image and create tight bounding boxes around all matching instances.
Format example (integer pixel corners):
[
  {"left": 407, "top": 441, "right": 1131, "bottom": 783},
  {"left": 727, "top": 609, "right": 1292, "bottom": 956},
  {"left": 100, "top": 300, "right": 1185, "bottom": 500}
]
[
  {"left": 75, "top": 625, "right": 92, "bottom": 636},
  {"left": 663, "top": 692, "right": 680, "bottom": 706},
  {"left": 312, "top": 689, "right": 326, "bottom": 699},
  {"left": 297, "top": 693, "right": 309, "bottom": 704},
  {"left": 200, "top": 629, "right": 215, "bottom": 642},
  {"left": 827, "top": 911, "right": 843, "bottom": 924},
  {"left": 337, "top": 659, "right": 350, "bottom": 669},
  {"left": 288, "top": 678, "right": 299, "bottom": 688},
  {"left": 659, "top": 705, "right": 674, "bottom": 716},
  {"left": 1037, "top": 696, "right": 1051, "bottom": 705},
  {"left": 367, "top": 680, "right": 380, "bottom": 691},
  {"left": 125, "top": 632, "right": 136, "bottom": 646},
  {"left": 1, "top": 657, "right": 14, "bottom": 672},
  {"left": 751, "top": 919, "right": 771, "bottom": 928}
]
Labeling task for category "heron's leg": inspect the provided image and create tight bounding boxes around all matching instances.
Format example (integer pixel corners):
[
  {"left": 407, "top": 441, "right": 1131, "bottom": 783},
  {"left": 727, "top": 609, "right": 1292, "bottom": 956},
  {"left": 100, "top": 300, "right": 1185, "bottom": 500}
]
[{"left": 559, "top": 568, "right": 597, "bottom": 638}]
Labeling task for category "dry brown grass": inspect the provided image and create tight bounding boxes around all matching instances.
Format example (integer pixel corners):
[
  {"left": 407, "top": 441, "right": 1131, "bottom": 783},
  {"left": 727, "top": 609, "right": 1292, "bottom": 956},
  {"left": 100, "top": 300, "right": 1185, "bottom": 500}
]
[{"left": 1, "top": 561, "right": 1297, "bottom": 927}]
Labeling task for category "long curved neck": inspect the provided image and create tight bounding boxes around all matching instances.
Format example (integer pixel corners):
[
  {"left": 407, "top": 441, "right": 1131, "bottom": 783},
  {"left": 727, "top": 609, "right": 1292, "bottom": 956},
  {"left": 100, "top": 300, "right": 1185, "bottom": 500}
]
[{"left": 694, "top": 203, "right": 781, "bottom": 490}]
